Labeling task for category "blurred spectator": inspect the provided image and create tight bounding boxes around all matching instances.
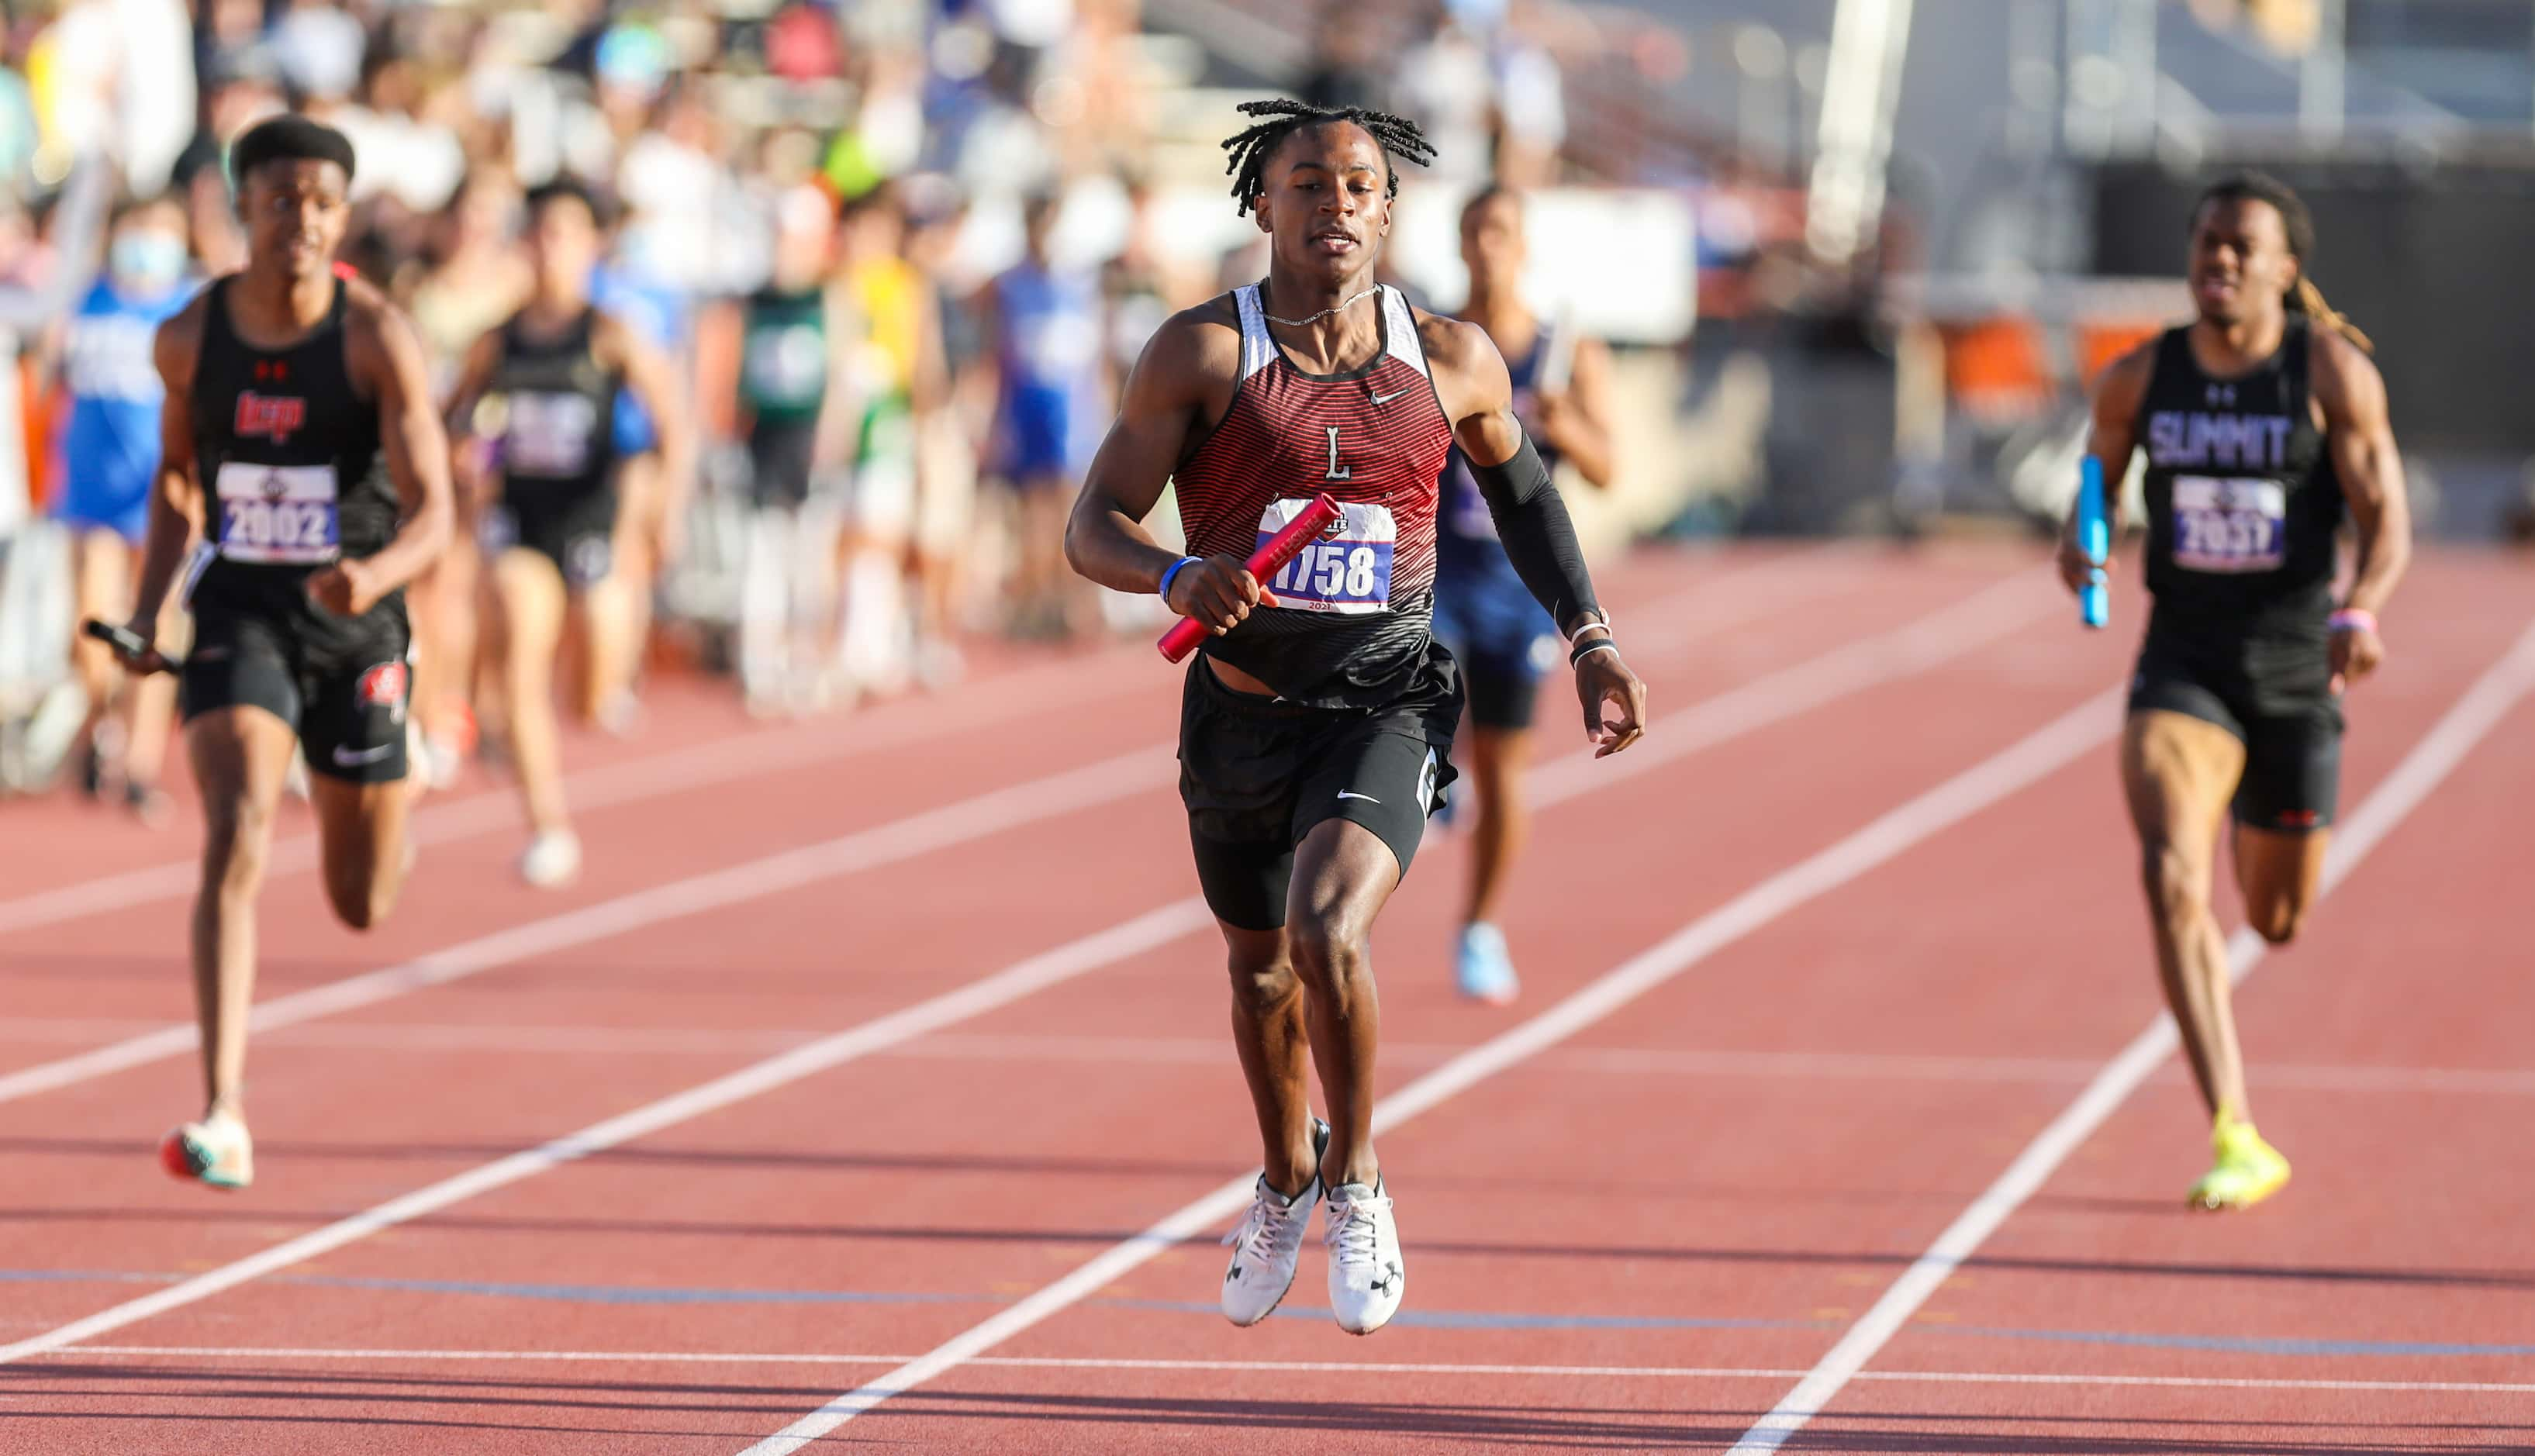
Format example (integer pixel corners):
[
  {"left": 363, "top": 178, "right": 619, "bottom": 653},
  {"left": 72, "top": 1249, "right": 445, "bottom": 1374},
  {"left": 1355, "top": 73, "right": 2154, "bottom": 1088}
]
[
  {"left": 26, "top": 0, "right": 194, "bottom": 192},
  {"left": 982, "top": 191, "right": 1107, "bottom": 638},
  {"left": 0, "top": 0, "right": 1706, "bottom": 766},
  {"left": 59, "top": 191, "right": 194, "bottom": 823}
]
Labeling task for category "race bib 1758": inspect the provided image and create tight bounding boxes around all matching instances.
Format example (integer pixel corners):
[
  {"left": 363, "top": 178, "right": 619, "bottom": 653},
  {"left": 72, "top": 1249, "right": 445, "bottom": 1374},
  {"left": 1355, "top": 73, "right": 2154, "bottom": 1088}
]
[
  {"left": 2171, "top": 475, "right": 2286, "bottom": 574},
  {"left": 214, "top": 461, "right": 340, "bottom": 565},
  {"left": 1257, "top": 498, "right": 1396, "bottom": 615}
]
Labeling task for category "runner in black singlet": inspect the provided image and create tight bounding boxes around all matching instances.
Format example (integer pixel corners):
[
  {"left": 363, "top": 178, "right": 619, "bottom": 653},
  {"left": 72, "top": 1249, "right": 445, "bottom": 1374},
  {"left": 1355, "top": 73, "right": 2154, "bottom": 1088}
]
[
  {"left": 106, "top": 116, "right": 456, "bottom": 1190},
  {"left": 2057, "top": 172, "right": 2412, "bottom": 1211},
  {"left": 448, "top": 178, "right": 690, "bottom": 887},
  {"left": 1065, "top": 102, "right": 1646, "bottom": 1337}
]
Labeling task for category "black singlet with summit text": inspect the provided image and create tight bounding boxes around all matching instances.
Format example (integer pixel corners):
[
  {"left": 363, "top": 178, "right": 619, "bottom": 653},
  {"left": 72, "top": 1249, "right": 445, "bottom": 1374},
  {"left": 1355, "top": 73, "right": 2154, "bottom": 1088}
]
[{"left": 2134, "top": 316, "right": 2343, "bottom": 640}]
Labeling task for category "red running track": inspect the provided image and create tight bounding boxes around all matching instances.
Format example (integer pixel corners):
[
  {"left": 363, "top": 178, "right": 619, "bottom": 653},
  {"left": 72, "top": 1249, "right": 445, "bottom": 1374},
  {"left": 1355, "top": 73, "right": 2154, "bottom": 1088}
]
[{"left": 1, "top": 543, "right": 2529, "bottom": 1454}]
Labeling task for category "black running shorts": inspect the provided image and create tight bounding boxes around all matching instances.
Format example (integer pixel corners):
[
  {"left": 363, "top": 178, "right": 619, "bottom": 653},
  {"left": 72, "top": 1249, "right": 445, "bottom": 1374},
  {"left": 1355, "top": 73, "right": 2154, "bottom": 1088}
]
[
  {"left": 2129, "top": 625, "right": 2342, "bottom": 832},
  {"left": 748, "top": 418, "right": 820, "bottom": 510},
  {"left": 484, "top": 481, "right": 619, "bottom": 590},
  {"left": 1179, "top": 640, "right": 1461, "bottom": 931},
  {"left": 181, "top": 598, "right": 412, "bottom": 784}
]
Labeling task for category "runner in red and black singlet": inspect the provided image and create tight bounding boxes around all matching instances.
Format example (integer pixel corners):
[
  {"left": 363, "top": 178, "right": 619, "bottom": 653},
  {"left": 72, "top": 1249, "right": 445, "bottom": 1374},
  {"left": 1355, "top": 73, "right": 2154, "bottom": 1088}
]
[
  {"left": 1064, "top": 101, "right": 1648, "bottom": 1338},
  {"left": 106, "top": 115, "right": 457, "bottom": 1191}
]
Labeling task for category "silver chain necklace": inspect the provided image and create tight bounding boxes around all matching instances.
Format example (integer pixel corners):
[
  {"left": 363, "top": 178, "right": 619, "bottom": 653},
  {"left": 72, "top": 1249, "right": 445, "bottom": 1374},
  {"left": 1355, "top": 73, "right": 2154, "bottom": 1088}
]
[{"left": 1261, "top": 283, "right": 1378, "bottom": 329}]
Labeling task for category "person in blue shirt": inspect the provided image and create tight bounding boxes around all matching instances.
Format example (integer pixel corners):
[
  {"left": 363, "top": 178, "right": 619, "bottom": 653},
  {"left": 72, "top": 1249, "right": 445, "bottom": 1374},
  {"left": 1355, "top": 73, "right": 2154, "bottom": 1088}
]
[
  {"left": 1432, "top": 186, "right": 1618, "bottom": 1002},
  {"left": 983, "top": 193, "right": 1107, "bottom": 637},
  {"left": 583, "top": 220, "right": 692, "bottom": 731},
  {"left": 60, "top": 193, "right": 197, "bottom": 820}
]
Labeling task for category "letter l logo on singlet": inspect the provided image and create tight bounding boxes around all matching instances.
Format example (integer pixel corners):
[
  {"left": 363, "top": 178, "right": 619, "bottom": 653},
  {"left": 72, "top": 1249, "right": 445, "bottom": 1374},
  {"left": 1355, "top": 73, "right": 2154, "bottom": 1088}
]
[{"left": 1324, "top": 425, "right": 1351, "bottom": 481}]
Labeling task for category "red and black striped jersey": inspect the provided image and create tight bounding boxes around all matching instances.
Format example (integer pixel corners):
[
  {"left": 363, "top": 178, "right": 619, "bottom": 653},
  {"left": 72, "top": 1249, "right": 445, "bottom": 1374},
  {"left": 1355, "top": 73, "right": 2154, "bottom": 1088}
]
[{"left": 1173, "top": 284, "right": 1456, "bottom": 706}]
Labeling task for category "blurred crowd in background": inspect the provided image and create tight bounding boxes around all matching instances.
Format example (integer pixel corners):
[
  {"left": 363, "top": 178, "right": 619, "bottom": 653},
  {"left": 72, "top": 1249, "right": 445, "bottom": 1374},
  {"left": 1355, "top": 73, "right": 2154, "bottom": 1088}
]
[{"left": 0, "top": 0, "right": 1747, "bottom": 812}]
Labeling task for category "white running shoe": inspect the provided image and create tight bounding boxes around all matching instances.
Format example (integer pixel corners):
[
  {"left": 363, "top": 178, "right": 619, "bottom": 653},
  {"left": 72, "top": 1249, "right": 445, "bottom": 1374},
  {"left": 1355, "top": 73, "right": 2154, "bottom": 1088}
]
[
  {"left": 1219, "top": 1117, "right": 1331, "bottom": 1327},
  {"left": 160, "top": 1109, "right": 254, "bottom": 1190},
  {"left": 520, "top": 828, "right": 582, "bottom": 888},
  {"left": 1324, "top": 1181, "right": 1405, "bottom": 1334}
]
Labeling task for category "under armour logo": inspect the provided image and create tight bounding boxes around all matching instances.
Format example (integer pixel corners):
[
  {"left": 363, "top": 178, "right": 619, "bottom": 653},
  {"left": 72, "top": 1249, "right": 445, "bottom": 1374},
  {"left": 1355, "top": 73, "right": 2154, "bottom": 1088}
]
[{"left": 2205, "top": 384, "right": 2236, "bottom": 406}]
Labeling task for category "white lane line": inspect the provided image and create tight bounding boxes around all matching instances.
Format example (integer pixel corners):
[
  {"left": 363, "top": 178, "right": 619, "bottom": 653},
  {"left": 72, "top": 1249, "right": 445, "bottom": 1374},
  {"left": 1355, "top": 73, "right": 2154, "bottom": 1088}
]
[
  {"left": 0, "top": 565, "right": 2003, "bottom": 1109},
  {"left": 0, "top": 571, "right": 2043, "bottom": 1371},
  {"left": 735, "top": 687, "right": 2128, "bottom": 1452},
  {"left": 0, "top": 554, "right": 1823, "bottom": 940},
  {"left": 35, "top": 1348, "right": 2535, "bottom": 1395},
  {"left": 1527, "top": 572, "right": 2053, "bottom": 803},
  {"left": 1726, "top": 614, "right": 2535, "bottom": 1454},
  {"left": 0, "top": 744, "right": 1173, "bottom": 1109},
  {"left": 0, "top": 900, "right": 1215, "bottom": 1368}
]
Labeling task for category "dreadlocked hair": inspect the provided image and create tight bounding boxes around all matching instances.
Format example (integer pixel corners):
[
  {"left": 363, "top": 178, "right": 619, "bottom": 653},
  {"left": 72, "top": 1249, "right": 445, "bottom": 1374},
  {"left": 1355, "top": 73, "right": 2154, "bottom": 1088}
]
[
  {"left": 1221, "top": 98, "right": 1437, "bottom": 216},
  {"left": 2195, "top": 171, "right": 2372, "bottom": 354}
]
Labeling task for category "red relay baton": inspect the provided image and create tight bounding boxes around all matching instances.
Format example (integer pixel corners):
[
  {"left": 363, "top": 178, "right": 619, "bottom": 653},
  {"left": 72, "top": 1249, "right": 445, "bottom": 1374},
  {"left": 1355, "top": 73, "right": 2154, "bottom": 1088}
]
[{"left": 1157, "top": 493, "right": 1342, "bottom": 663}]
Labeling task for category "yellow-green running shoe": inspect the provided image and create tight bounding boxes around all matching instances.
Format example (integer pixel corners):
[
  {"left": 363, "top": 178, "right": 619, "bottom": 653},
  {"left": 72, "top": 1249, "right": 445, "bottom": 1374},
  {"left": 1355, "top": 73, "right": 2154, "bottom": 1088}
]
[{"left": 2187, "top": 1116, "right": 2288, "bottom": 1211}]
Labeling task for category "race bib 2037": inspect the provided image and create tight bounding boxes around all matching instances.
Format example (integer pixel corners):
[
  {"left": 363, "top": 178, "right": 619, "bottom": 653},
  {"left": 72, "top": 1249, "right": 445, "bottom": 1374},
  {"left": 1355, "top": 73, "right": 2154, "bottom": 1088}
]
[{"left": 2171, "top": 475, "right": 2286, "bottom": 574}]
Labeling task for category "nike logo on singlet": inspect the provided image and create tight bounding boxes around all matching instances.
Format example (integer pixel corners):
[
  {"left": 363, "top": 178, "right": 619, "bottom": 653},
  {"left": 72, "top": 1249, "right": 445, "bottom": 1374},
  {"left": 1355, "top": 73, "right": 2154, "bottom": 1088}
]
[
  {"left": 1336, "top": 790, "right": 1381, "bottom": 803},
  {"left": 1369, "top": 388, "right": 1413, "bottom": 407}
]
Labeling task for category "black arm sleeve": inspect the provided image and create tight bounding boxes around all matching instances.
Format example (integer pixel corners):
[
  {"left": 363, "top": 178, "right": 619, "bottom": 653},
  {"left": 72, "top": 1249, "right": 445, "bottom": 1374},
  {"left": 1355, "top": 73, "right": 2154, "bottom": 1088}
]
[{"left": 1467, "top": 430, "right": 1601, "bottom": 632}]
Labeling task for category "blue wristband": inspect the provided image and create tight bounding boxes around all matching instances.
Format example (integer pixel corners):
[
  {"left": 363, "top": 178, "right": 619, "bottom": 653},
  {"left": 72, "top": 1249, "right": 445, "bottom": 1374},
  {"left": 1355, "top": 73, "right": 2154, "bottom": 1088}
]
[{"left": 1159, "top": 555, "right": 1200, "bottom": 607}]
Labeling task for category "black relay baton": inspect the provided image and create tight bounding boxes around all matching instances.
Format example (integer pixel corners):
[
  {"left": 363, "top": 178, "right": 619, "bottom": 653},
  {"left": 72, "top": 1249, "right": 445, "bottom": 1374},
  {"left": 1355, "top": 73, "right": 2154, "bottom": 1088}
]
[{"left": 84, "top": 619, "right": 181, "bottom": 675}]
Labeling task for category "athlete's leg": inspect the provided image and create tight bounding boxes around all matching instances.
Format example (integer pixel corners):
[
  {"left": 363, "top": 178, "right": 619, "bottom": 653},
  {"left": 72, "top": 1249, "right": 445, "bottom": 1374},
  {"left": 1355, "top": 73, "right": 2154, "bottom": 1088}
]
[
  {"left": 184, "top": 703, "right": 299, "bottom": 1118},
  {"left": 575, "top": 550, "right": 642, "bottom": 726},
  {"left": 737, "top": 503, "right": 796, "bottom": 710},
  {"left": 1284, "top": 819, "right": 1401, "bottom": 1191},
  {"left": 2228, "top": 702, "right": 2343, "bottom": 946},
  {"left": 1461, "top": 724, "right": 1532, "bottom": 926},
  {"left": 492, "top": 547, "right": 572, "bottom": 838},
  {"left": 2122, "top": 709, "right": 2250, "bottom": 1118},
  {"left": 308, "top": 772, "right": 409, "bottom": 930},
  {"left": 1015, "top": 476, "right": 1075, "bottom": 633},
  {"left": 1207, "top": 835, "right": 1330, "bottom": 1328},
  {"left": 409, "top": 532, "right": 481, "bottom": 777},
  {"left": 589, "top": 453, "right": 661, "bottom": 723},
  {"left": 2233, "top": 826, "right": 2331, "bottom": 945},
  {"left": 1220, "top": 920, "right": 1319, "bottom": 1199},
  {"left": 69, "top": 528, "right": 129, "bottom": 784}
]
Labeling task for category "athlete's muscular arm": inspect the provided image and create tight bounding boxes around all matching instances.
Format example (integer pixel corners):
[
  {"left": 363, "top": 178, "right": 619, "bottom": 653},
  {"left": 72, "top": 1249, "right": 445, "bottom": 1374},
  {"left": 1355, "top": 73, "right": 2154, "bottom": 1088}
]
[
  {"left": 1063, "top": 303, "right": 1273, "bottom": 634},
  {"left": 320, "top": 291, "right": 453, "bottom": 615},
  {"left": 1425, "top": 313, "right": 1646, "bottom": 756},
  {"left": 112, "top": 298, "right": 210, "bottom": 671},
  {"left": 599, "top": 312, "right": 694, "bottom": 561},
  {"left": 442, "top": 328, "right": 505, "bottom": 514},
  {"left": 2312, "top": 331, "right": 2410, "bottom": 693},
  {"left": 1536, "top": 335, "right": 1618, "bottom": 489},
  {"left": 2057, "top": 340, "right": 2156, "bottom": 595}
]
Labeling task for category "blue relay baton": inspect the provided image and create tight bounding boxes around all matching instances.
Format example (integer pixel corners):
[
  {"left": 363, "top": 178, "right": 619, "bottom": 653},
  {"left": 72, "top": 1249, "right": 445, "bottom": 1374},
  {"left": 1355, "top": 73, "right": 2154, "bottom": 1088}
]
[{"left": 2075, "top": 456, "right": 2109, "bottom": 630}]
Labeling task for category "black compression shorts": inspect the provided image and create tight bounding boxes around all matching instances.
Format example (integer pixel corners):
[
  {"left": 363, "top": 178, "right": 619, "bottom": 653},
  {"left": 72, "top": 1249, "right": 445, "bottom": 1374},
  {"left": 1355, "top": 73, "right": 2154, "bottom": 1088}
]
[
  {"left": 1180, "top": 640, "right": 1461, "bottom": 931},
  {"left": 2129, "top": 626, "right": 2342, "bottom": 832},
  {"left": 181, "top": 598, "right": 412, "bottom": 784}
]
